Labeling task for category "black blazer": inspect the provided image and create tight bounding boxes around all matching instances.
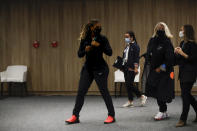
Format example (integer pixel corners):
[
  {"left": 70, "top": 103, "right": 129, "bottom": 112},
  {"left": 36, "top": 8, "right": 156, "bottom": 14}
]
[
  {"left": 123, "top": 42, "right": 140, "bottom": 69},
  {"left": 175, "top": 41, "right": 197, "bottom": 83}
]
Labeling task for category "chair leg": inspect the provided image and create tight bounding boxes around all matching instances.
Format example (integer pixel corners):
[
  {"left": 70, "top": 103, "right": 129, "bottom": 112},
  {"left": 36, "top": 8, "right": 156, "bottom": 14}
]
[
  {"left": 25, "top": 82, "right": 28, "bottom": 96},
  {"left": 115, "top": 82, "right": 117, "bottom": 98},
  {"left": 24, "top": 82, "right": 28, "bottom": 96},
  {"left": 8, "top": 82, "right": 12, "bottom": 96},
  {"left": 21, "top": 83, "right": 24, "bottom": 97},
  {"left": 1, "top": 83, "right": 4, "bottom": 97},
  {"left": 120, "top": 83, "right": 122, "bottom": 97}
]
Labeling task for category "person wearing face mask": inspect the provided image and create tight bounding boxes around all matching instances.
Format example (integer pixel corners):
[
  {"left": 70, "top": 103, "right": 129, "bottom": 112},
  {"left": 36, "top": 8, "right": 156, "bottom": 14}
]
[
  {"left": 122, "top": 31, "right": 147, "bottom": 108},
  {"left": 65, "top": 19, "right": 115, "bottom": 124},
  {"left": 175, "top": 25, "right": 197, "bottom": 127},
  {"left": 144, "top": 22, "right": 175, "bottom": 120}
]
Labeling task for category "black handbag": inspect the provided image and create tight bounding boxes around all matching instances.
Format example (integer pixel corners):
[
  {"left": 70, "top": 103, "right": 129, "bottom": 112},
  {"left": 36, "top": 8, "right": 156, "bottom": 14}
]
[{"left": 113, "top": 56, "right": 124, "bottom": 70}]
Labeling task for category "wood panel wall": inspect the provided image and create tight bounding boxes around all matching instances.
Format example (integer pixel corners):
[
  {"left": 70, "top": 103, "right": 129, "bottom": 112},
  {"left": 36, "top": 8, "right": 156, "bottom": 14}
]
[{"left": 0, "top": 0, "right": 197, "bottom": 95}]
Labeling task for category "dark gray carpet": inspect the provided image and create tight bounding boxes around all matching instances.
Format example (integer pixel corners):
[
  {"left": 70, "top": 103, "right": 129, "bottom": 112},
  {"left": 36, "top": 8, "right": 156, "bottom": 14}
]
[{"left": 0, "top": 95, "right": 197, "bottom": 131}]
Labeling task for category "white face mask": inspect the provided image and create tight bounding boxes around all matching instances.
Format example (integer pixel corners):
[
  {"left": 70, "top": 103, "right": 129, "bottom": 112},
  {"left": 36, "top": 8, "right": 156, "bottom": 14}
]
[
  {"left": 179, "top": 31, "right": 184, "bottom": 38},
  {"left": 125, "top": 38, "right": 131, "bottom": 44}
]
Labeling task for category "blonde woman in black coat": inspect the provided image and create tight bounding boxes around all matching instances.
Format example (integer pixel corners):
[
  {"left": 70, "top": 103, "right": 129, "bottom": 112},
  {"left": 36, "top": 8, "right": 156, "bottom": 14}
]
[{"left": 145, "top": 22, "right": 175, "bottom": 120}]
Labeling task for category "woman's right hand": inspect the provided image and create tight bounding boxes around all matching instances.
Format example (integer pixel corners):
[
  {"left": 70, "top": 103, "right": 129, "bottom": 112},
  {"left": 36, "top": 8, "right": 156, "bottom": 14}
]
[
  {"left": 155, "top": 67, "right": 161, "bottom": 73},
  {"left": 91, "top": 41, "right": 100, "bottom": 47},
  {"left": 85, "top": 45, "right": 92, "bottom": 52},
  {"left": 174, "top": 47, "right": 181, "bottom": 54}
]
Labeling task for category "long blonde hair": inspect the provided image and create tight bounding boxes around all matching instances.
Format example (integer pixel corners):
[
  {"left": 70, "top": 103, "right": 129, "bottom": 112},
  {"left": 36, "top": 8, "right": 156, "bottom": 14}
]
[{"left": 152, "top": 22, "right": 173, "bottom": 39}]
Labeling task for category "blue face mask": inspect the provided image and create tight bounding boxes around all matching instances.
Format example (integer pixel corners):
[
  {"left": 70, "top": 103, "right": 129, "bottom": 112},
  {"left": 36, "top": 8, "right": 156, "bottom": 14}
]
[{"left": 125, "top": 38, "right": 131, "bottom": 44}]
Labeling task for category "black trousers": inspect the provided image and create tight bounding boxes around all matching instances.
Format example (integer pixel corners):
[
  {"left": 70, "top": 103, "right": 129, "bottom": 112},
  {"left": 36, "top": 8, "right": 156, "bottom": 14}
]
[
  {"left": 124, "top": 70, "right": 142, "bottom": 101},
  {"left": 73, "top": 66, "right": 115, "bottom": 117},
  {"left": 180, "top": 82, "right": 197, "bottom": 121},
  {"left": 157, "top": 99, "right": 167, "bottom": 112}
]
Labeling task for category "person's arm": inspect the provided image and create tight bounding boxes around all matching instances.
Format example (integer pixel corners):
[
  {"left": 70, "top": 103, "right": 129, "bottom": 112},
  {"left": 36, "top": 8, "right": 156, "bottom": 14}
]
[
  {"left": 127, "top": 45, "right": 140, "bottom": 73},
  {"left": 102, "top": 36, "right": 112, "bottom": 56},
  {"left": 78, "top": 40, "right": 87, "bottom": 58},
  {"left": 146, "top": 38, "right": 154, "bottom": 63},
  {"left": 164, "top": 40, "right": 175, "bottom": 67},
  {"left": 133, "top": 45, "right": 140, "bottom": 68},
  {"left": 177, "top": 43, "right": 197, "bottom": 62},
  {"left": 155, "top": 40, "right": 175, "bottom": 73},
  {"left": 134, "top": 45, "right": 140, "bottom": 73},
  {"left": 187, "top": 43, "right": 197, "bottom": 62},
  {"left": 174, "top": 42, "right": 184, "bottom": 65}
]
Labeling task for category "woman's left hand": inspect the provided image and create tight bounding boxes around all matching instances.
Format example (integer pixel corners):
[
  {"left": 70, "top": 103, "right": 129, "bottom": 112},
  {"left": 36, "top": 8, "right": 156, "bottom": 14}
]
[{"left": 155, "top": 67, "right": 161, "bottom": 73}]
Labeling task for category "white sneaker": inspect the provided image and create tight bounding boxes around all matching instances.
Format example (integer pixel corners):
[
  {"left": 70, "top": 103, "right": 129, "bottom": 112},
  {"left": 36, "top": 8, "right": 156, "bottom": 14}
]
[
  {"left": 164, "top": 112, "right": 170, "bottom": 118},
  {"left": 122, "top": 101, "right": 134, "bottom": 107},
  {"left": 140, "top": 95, "right": 147, "bottom": 106},
  {"left": 154, "top": 112, "right": 167, "bottom": 120}
]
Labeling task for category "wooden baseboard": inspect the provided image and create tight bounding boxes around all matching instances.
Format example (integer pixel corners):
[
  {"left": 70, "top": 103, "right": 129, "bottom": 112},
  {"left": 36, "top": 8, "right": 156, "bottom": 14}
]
[{"left": 1, "top": 91, "right": 197, "bottom": 96}]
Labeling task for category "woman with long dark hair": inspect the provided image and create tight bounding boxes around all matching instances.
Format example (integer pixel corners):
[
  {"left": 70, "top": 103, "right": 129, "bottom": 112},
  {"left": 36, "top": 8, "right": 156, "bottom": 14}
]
[
  {"left": 65, "top": 19, "right": 115, "bottom": 124},
  {"left": 175, "top": 25, "right": 197, "bottom": 127}
]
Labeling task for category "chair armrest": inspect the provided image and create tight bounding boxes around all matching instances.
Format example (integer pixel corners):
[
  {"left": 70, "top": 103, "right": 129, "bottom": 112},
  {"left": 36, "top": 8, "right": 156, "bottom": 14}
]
[
  {"left": 0, "top": 71, "right": 6, "bottom": 77},
  {"left": 0, "top": 71, "right": 7, "bottom": 82}
]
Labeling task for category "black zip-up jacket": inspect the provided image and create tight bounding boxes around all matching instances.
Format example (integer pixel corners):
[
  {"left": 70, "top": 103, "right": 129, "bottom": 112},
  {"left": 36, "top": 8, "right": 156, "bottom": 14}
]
[{"left": 78, "top": 34, "right": 112, "bottom": 70}]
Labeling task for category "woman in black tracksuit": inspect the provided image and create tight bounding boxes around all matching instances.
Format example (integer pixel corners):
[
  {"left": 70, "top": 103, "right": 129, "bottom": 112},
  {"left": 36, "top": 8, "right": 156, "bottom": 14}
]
[
  {"left": 175, "top": 25, "right": 197, "bottom": 127},
  {"left": 145, "top": 22, "right": 175, "bottom": 120},
  {"left": 65, "top": 19, "right": 115, "bottom": 124}
]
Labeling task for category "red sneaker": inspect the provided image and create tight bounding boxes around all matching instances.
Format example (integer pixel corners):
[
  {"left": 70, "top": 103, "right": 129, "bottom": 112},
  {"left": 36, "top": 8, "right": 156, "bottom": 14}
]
[
  {"left": 104, "top": 116, "right": 115, "bottom": 124},
  {"left": 65, "top": 115, "right": 80, "bottom": 124}
]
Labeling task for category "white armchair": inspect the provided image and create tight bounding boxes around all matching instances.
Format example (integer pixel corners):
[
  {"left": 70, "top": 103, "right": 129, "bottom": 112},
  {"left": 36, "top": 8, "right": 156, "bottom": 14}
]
[
  {"left": 114, "top": 66, "right": 140, "bottom": 97},
  {"left": 0, "top": 65, "right": 28, "bottom": 96},
  {"left": 114, "top": 69, "right": 125, "bottom": 97}
]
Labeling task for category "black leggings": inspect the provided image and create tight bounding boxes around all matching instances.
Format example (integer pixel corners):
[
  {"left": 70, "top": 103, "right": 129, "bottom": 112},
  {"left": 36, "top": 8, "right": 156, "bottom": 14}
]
[
  {"left": 73, "top": 66, "right": 115, "bottom": 117},
  {"left": 124, "top": 70, "right": 142, "bottom": 101},
  {"left": 180, "top": 82, "right": 197, "bottom": 121}
]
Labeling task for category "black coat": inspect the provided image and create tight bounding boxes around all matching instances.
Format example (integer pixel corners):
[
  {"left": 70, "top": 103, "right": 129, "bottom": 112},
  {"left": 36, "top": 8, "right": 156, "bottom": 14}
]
[
  {"left": 175, "top": 41, "right": 197, "bottom": 83},
  {"left": 145, "top": 36, "right": 175, "bottom": 103}
]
